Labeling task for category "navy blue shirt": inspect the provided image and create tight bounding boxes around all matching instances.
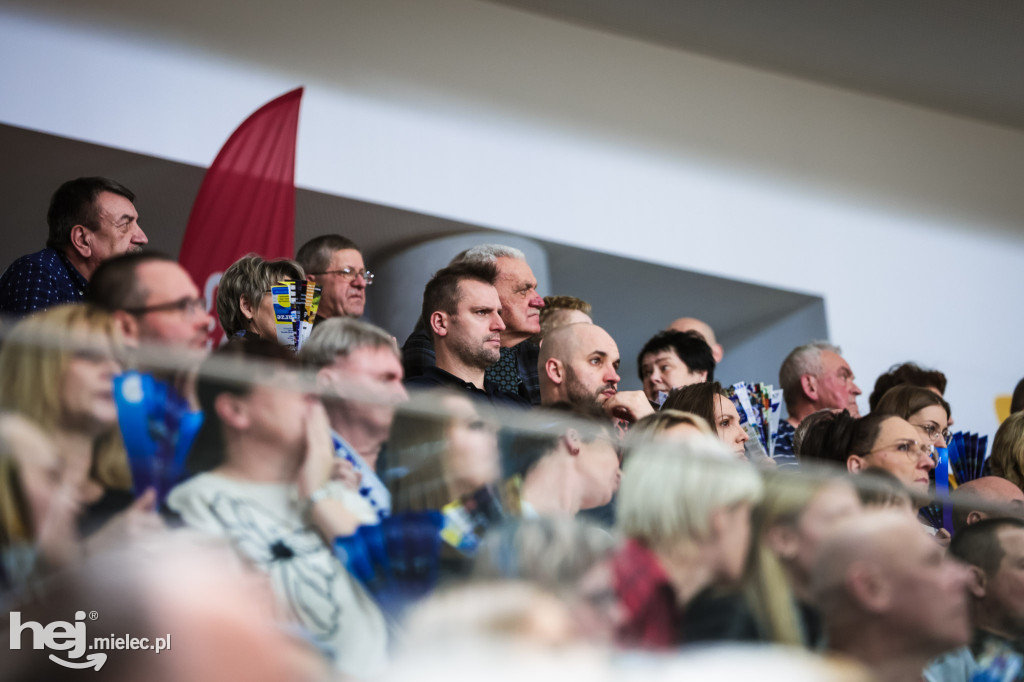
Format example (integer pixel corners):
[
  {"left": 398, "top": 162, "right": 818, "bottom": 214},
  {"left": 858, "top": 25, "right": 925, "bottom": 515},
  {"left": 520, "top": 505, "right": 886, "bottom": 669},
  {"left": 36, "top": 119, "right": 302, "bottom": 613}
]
[
  {"left": 0, "top": 248, "right": 87, "bottom": 317},
  {"left": 773, "top": 420, "right": 798, "bottom": 468}
]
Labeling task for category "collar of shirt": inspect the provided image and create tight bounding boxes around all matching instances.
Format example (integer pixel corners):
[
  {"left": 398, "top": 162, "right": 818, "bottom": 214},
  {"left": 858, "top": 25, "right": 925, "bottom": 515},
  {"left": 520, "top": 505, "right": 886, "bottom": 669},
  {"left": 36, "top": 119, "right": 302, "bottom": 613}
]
[{"left": 330, "top": 430, "right": 391, "bottom": 518}]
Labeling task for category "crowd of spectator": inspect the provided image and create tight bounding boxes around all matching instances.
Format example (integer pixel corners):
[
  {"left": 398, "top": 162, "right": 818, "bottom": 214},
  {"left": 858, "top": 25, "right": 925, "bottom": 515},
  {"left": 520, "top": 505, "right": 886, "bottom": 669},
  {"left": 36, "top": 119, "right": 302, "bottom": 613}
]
[{"left": 3, "top": 176, "right": 1024, "bottom": 682}]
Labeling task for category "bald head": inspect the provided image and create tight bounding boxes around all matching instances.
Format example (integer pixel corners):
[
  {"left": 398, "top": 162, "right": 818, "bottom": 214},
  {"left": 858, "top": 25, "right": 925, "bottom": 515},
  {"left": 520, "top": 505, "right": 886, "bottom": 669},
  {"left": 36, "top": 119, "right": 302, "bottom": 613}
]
[
  {"left": 813, "top": 510, "right": 969, "bottom": 663},
  {"left": 668, "top": 317, "right": 722, "bottom": 363},
  {"left": 538, "top": 323, "right": 621, "bottom": 408},
  {"left": 950, "top": 476, "right": 1024, "bottom": 532}
]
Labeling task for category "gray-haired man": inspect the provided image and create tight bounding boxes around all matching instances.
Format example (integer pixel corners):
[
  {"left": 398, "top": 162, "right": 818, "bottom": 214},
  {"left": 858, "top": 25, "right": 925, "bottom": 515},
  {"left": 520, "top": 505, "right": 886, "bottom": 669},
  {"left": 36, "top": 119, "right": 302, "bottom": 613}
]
[{"left": 301, "top": 317, "right": 408, "bottom": 519}]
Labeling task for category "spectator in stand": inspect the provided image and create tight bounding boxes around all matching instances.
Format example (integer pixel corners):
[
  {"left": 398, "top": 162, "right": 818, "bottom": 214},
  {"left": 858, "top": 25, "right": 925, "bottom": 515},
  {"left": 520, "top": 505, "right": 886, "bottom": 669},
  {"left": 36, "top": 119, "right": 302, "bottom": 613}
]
[
  {"left": 612, "top": 435, "right": 763, "bottom": 649},
  {"left": 0, "top": 177, "right": 148, "bottom": 317},
  {"left": 300, "top": 318, "right": 408, "bottom": 520},
  {"left": 626, "top": 410, "right": 713, "bottom": 451},
  {"left": 167, "top": 338, "right": 387, "bottom": 677},
  {"left": 86, "top": 251, "right": 212, "bottom": 350},
  {"left": 775, "top": 342, "right": 862, "bottom": 467},
  {"left": 538, "top": 323, "right": 654, "bottom": 424},
  {"left": 504, "top": 407, "right": 621, "bottom": 518},
  {"left": 927, "top": 518, "right": 1024, "bottom": 682},
  {"left": 0, "top": 414, "right": 82, "bottom": 596},
  {"left": 662, "top": 382, "right": 750, "bottom": 460},
  {"left": 868, "top": 362, "right": 949, "bottom": 414},
  {"left": 403, "top": 245, "right": 545, "bottom": 405},
  {"left": 215, "top": 254, "right": 304, "bottom": 343},
  {"left": 387, "top": 390, "right": 501, "bottom": 514},
  {"left": 798, "top": 410, "right": 936, "bottom": 497},
  {"left": 296, "top": 234, "right": 370, "bottom": 322},
  {"left": 874, "top": 385, "right": 952, "bottom": 453},
  {"left": 814, "top": 510, "right": 970, "bottom": 682},
  {"left": 0, "top": 305, "right": 161, "bottom": 540},
  {"left": 637, "top": 330, "right": 715, "bottom": 405},
  {"left": 536, "top": 295, "right": 592, "bottom": 342},
  {"left": 988, "top": 412, "right": 1024, "bottom": 494},
  {"left": 949, "top": 477, "right": 1024, "bottom": 533},
  {"left": 668, "top": 317, "right": 724, "bottom": 364},
  {"left": 406, "top": 261, "right": 528, "bottom": 408}
]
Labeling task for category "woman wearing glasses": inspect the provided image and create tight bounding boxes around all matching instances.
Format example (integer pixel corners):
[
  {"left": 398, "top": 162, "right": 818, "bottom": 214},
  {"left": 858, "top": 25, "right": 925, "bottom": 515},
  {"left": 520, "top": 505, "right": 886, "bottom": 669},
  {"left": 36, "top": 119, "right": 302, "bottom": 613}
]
[
  {"left": 798, "top": 410, "right": 936, "bottom": 496},
  {"left": 874, "top": 385, "right": 952, "bottom": 453}
]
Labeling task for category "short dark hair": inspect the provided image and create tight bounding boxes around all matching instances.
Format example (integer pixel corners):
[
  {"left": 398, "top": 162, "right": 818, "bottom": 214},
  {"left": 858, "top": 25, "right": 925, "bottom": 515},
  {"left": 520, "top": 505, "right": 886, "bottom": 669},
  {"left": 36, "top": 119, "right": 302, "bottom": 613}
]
[
  {"left": 1011, "top": 377, "right": 1024, "bottom": 415},
  {"left": 661, "top": 381, "right": 728, "bottom": 434},
  {"left": 189, "top": 338, "right": 298, "bottom": 472},
  {"left": 46, "top": 177, "right": 136, "bottom": 252},
  {"left": 950, "top": 517, "right": 1024, "bottom": 576},
  {"left": 85, "top": 251, "right": 176, "bottom": 311},
  {"left": 637, "top": 330, "right": 715, "bottom": 383},
  {"left": 868, "top": 362, "right": 948, "bottom": 412},
  {"left": 420, "top": 261, "right": 498, "bottom": 332},
  {"left": 796, "top": 410, "right": 891, "bottom": 466},
  {"left": 295, "top": 234, "right": 360, "bottom": 275}
]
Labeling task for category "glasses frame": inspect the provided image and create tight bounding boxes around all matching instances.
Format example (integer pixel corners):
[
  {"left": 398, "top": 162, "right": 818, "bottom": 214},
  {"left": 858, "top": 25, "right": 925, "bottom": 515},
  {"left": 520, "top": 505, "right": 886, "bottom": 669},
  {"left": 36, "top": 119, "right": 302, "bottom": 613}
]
[
  {"left": 863, "top": 438, "right": 937, "bottom": 464},
  {"left": 312, "top": 267, "right": 374, "bottom": 285},
  {"left": 123, "top": 296, "right": 207, "bottom": 317},
  {"left": 915, "top": 422, "right": 952, "bottom": 447}
]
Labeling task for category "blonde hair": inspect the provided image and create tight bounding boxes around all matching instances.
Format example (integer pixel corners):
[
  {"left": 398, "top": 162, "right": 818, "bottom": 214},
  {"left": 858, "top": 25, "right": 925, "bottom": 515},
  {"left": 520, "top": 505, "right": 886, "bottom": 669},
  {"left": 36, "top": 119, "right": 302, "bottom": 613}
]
[
  {"left": 625, "top": 409, "right": 713, "bottom": 454},
  {"left": 989, "top": 412, "right": 1024, "bottom": 491},
  {"left": 617, "top": 435, "right": 763, "bottom": 551},
  {"left": 0, "top": 305, "right": 131, "bottom": 491}
]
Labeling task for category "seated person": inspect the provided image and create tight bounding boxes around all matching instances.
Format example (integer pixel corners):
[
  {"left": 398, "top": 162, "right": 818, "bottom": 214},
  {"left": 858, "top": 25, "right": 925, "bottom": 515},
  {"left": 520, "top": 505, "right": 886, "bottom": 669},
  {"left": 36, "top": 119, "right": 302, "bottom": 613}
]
[
  {"left": 637, "top": 330, "right": 715, "bottom": 405},
  {"left": 166, "top": 338, "right": 387, "bottom": 677},
  {"left": 874, "top": 385, "right": 952, "bottom": 454},
  {"left": 868, "top": 362, "right": 949, "bottom": 414},
  {"left": 662, "top": 382, "right": 750, "bottom": 460},
  {"left": 988, "top": 412, "right": 1024, "bottom": 494},
  {"left": 215, "top": 254, "right": 304, "bottom": 343}
]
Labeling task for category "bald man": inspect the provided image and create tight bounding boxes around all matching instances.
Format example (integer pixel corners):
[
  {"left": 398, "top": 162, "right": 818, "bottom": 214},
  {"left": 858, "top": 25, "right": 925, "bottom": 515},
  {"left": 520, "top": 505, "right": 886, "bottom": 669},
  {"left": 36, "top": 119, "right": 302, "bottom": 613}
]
[
  {"left": 813, "top": 511, "right": 971, "bottom": 682},
  {"left": 950, "top": 477, "right": 1024, "bottom": 533},
  {"left": 539, "top": 323, "right": 654, "bottom": 423},
  {"left": 668, "top": 317, "right": 723, "bottom": 364}
]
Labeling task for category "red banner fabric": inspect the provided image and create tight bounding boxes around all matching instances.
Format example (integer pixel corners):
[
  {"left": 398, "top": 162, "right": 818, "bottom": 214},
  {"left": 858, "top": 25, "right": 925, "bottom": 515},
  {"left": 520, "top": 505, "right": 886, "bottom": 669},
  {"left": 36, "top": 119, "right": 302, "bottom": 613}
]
[{"left": 179, "top": 87, "right": 304, "bottom": 347}]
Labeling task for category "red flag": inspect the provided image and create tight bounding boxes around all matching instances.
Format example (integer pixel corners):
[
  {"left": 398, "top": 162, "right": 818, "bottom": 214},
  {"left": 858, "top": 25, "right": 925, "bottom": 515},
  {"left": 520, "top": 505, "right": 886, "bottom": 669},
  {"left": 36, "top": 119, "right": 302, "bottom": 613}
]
[{"left": 179, "top": 87, "right": 304, "bottom": 346}]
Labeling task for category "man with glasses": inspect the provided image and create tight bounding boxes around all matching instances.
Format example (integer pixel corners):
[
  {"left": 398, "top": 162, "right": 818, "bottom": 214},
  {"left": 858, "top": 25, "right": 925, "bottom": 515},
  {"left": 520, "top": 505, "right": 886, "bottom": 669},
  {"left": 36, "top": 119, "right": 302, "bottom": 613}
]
[
  {"left": 86, "top": 251, "right": 212, "bottom": 349},
  {"left": 296, "top": 234, "right": 372, "bottom": 322}
]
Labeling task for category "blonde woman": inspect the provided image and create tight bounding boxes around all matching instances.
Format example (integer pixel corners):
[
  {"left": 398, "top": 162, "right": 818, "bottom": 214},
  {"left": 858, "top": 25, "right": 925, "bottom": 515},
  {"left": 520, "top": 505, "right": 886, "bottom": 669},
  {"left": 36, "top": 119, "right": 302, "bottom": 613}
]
[
  {"left": 989, "top": 412, "right": 1024, "bottom": 492},
  {"left": 0, "top": 304, "right": 158, "bottom": 539},
  {"left": 613, "top": 435, "right": 763, "bottom": 649}
]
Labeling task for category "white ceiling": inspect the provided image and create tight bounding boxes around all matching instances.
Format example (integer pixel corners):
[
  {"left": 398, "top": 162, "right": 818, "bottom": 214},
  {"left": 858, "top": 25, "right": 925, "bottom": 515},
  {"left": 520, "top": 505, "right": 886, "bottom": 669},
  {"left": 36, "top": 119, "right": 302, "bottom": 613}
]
[{"left": 488, "top": 0, "right": 1024, "bottom": 131}]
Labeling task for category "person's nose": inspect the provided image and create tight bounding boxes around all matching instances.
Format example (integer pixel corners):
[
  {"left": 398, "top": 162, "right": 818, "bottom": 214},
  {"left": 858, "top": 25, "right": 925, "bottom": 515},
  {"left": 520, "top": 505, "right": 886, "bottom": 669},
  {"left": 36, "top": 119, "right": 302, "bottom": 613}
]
[
  {"left": 851, "top": 381, "right": 862, "bottom": 396},
  {"left": 605, "top": 367, "right": 620, "bottom": 385},
  {"left": 351, "top": 272, "right": 367, "bottom": 289},
  {"left": 736, "top": 425, "right": 750, "bottom": 444},
  {"left": 132, "top": 223, "right": 149, "bottom": 245},
  {"left": 530, "top": 292, "right": 545, "bottom": 308},
  {"left": 492, "top": 313, "right": 506, "bottom": 332}
]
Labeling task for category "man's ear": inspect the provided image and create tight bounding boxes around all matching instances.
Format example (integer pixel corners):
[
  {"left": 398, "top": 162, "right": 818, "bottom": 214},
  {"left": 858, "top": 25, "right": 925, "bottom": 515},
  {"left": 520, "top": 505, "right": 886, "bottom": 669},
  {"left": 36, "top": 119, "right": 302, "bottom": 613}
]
[
  {"left": 214, "top": 392, "right": 249, "bottom": 431},
  {"left": 112, "top": 310, "right": 140, "bottom": 342},
  {"left": 562, "top": 428, "right": 581, "bottom": 456},
  {"left": 966, "top": 510, "right": 986, "bottom": 526},
  {"left": 966, "top": 565, "right": 987, "bottom": 600},
  {"left": 429, "top": 311, "right": 449, "bottom": 337},
  {"left": 695, "top": 369, "right": 708, "bottom": 382},
  {"left": 305, "top": 273, "right": 316, "bottom": 283},
  {"left": 545, "top": 358, "right": 565, "bottom": 386},
  {"left": 847, "top": 455, "right": 866, "bottom": 474},
  {"left": 801, "top": 373, "right": 818, "bottom": 402},
  {"left": 239, "top": 295, "right": 256, "bottom": 322},
  {"left": 847, "top": 561, "right": 890, "bottom": 613},
  {"left": 69, "top": 224, "right": 93, "bottom": 259}
]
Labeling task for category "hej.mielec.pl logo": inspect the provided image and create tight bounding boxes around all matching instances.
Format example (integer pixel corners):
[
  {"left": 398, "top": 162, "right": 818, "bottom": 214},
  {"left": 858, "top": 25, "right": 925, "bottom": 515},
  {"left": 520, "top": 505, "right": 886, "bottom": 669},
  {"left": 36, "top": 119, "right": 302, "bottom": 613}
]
[{"left": 9, "top": 610, "right": 171, "bottom": 671}]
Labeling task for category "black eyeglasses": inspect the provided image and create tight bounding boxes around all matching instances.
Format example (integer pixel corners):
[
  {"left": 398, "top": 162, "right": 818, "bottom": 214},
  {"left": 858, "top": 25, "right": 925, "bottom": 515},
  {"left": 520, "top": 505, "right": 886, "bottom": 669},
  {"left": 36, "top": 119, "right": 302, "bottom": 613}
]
[
  {"left": 311, "top": 267, "right": 374, "bottom": 285},
  {"left": 124, "top": 296, "right": 207, "bottom": 317}
]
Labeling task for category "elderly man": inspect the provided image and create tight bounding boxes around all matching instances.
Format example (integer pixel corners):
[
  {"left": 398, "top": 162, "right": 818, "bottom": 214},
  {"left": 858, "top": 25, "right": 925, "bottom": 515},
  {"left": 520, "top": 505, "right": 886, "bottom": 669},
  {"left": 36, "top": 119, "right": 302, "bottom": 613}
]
[
  {"left": 405, "top": 260, "right": 527, "bottom": 407},
  {"left": 950, "top": 477, "right": 1024, "bottom": 533},
  {"left": 774, "top": 341, "right": 862, "bottom": 465},
  {"left": 403, "top": 244, "right": 545, "bottom": 404},
  {"left": 86, "top": 251, "right": 212, "bottom": 349},
  {"left": 300, "top": 317, "right": 408, "bottom": 520},
  {"left": 296, "top": 234, "right": 370, "bottom": 321},
  {"left": 539, "top": 322, "right": 653, "bottom": 424},
  {"left": 813, "top": 510, "right": 970, "bottom": 682},
  {"left": 0, "top": 176, "right": 148, "bottom": 316},
  {"left": 926, "top": 518, "right": 1024, "bottom": 682},
  {"left": 668, "top": 317, "right": 723, "bottom": 364}
]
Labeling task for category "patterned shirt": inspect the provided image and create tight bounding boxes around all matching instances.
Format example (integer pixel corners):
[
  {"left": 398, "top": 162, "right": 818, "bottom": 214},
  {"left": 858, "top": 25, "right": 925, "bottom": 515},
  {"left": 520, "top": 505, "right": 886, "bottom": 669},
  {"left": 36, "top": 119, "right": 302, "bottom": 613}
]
[
  {"left": 0, "top": 248, "right": 87, "bottom": 317},
  {"left": 331, "top": 430, "right": 390, "bottom": 521},
  {"left": 612, "top": 538, "right": 684, "bottom": 650},
  {"left": 773, "top": 420, "right": 799, "bottom": 468}
]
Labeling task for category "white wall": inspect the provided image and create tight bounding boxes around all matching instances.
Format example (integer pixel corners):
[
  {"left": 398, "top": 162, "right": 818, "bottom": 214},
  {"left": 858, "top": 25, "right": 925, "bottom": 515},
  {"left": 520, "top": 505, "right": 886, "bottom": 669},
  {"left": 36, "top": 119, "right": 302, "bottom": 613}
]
[{"left": 2, "top": 0, "right": 1022, "bottom": 434}]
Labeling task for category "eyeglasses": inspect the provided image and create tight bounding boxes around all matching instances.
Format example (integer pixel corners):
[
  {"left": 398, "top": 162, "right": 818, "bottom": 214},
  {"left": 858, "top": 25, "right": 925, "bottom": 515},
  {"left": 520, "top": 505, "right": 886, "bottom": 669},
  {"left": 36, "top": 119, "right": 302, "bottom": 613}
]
[
  {"left": 865, "top": 438, "right": 936, "bottom": 463},
  {"left": 124, "top": 296, "right": 207, "bottom": 317},
  {"left": 312, "top": 268, "right": 374, "bottom": 285},
  {"left": 914, "top": 422, "right": 952, "bottom": 447}
]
